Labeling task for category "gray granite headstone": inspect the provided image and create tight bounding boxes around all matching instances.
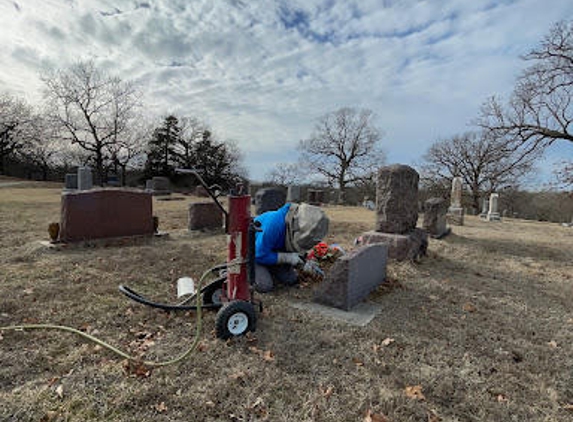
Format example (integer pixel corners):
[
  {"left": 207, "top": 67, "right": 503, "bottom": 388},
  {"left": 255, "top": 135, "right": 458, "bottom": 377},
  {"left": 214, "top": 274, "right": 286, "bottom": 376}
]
[
  {"left": 77, "top": 167, "right": 93, "bottom": 191},
  {"left": 480, "top": 199, "right": 489, "bottom": 219},
  {"left": 375, "top": 164, "right": 419, "bottom": 234},
  {"left": 188, "top": 202, "right": 223, "bottom": 231},
  {"left": 65, "top": 173, "right": 78, "bottom": 190},
  {"left": 254, "top": 187, "right": 286, "bottom": 215},
  {"left": 287, "top": 185, "right": 301, "bottom": 203},
  {"left": 423, "top": 197, "right": 449, "bottom": 238},
  {"left": 313, "top": 243, "right": 388, "bottom": 311},
  {"left": 151, "top": 176, "right": 171, "bottom": 196},
  {"left": 487, "top": 193, "right": 501, "bottom": 221},
  {"left": 447, "top": 177, "right": 464, "bottom": 226}
]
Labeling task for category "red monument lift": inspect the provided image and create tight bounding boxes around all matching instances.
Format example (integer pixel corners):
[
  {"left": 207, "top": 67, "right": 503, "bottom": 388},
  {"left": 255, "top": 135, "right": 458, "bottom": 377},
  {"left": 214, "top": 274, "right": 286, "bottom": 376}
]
[{"left": 119, "top": 170, "right": 260, "bottom": 339}]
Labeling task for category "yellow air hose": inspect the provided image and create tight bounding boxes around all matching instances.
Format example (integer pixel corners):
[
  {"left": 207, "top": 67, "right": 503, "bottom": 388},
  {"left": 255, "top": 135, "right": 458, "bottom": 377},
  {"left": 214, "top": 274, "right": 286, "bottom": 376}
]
[{"left": 0, "top": 268, "right": 212, "bottom": 368}]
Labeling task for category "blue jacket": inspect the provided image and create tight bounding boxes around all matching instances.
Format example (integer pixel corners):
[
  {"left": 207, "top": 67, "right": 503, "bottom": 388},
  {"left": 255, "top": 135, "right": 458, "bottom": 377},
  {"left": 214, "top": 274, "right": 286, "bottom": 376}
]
[{"left": 254, "top": 203, "right": 291, "bottom": 265}]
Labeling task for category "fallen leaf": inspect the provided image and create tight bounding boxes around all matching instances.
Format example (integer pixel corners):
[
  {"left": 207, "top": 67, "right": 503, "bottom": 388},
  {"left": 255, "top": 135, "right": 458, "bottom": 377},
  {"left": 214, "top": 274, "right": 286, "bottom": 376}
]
[
  {"left": 197, "top": 341, "right": 208, "bottom": 352},
  {"left": 229, "top": 371, "right": 247, "bottom": 381},
  {"left": 23, "top": 288, "right": 34, "bottom": 295},
  {"left": 381, "top": 337, "right": 395, "bottom": 347},
  {"left": 205, "top": 400, "right": 216, "bottom": 408},
  {"left": 153, "top": 402, "right": 168, "bottom": 412},
  {"left": 427, "top": 411, "right": 441, "bottom": 422},
  {"left": 563, "top": 403, "right": 573, "bottom": 411},
  {"left": 122, "top": 360, "right": 152, "bottom": 378},
  {"left": 497, "top": 394, "right": 509, "bottom": 403},
  {"left": 39, "top": 411, "right": 58, "bottom": 422},
  {"left": 22, "top": 317, "right": 39, "bottom": 324},
  {"left": 55, "top": 385, "right": 64, "bottom": 399},
  {"left": 463, "top": 303, "right": 477, "bottom": 312},
  {"left": 548, "top": 340, "right": 558, "bottom": 348},
  {"left": 353, "top": 357, "right": 364, "bottom": 367},
  {"left": 263, "top": 350, "right": 275, "bottom": 362},
  {"left": 321, "top": 386, "right": 334, "bottom": 398},
  {"left": 405, "top": 385, "right": 425, "bottom": 401},
  {"left": 364, "top": 409, "right": 389, "bottom": 422}
]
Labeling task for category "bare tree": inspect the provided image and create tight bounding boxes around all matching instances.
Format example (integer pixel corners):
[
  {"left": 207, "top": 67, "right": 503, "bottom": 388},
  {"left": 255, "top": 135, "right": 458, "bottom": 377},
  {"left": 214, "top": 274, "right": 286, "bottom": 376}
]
[
  {"left": 264, "top": 162, "right": 306, "bottom": 186},
  {"left": 478, "top": 21, "right": 573, "bottom": 186},
  {"left": 42, "top": 61, "right": 140, "bottom": 185},
  {"left": 422, "top": 131, "right": 539, "bottom": 210},
  {"left": 0, "top": 93, "right": 33, "bottom": 174},
  {"left": 17, "top": 112, "right": 62, "bottom": 180},
  {"left": 299, "top": 107, "right": 385, "bottom": 204}
]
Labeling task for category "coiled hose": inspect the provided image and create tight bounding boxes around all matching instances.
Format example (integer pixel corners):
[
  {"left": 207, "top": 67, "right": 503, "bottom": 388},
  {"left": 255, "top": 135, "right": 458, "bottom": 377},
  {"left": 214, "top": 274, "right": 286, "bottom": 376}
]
[{"left": 0, "top": 266, "right": 215, "bottom": 368}]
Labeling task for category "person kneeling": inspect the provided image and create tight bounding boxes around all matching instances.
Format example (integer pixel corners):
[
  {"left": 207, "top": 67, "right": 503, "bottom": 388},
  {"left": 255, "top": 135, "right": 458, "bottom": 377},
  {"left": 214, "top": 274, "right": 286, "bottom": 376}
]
[{"left": 254, "top": 203, "right": 329, "bottom": 293}]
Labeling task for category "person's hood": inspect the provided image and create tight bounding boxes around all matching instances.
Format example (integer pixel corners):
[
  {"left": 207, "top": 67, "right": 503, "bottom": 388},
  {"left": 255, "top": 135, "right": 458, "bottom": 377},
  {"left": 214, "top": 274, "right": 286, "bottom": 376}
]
[{"left": 285, "top": 203, "right": 329, "bottom": 253}]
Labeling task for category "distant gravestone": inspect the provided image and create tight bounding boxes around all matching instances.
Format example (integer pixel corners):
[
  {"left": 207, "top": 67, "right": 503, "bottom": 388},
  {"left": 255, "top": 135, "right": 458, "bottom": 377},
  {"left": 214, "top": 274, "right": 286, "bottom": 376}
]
[
  {"left": 151, "top": 176, "right": 171, "bottom": 196},
  {"left": 188, "top": 202, "right": 223, "bottom": 231},
  {"left": 447, "top": 177, "right": 464, "bottom": 226},
  {"left": 307, "top": 189, "right": 326, "bottom": 205},
  {"left": 487, "top": 193, "right": 501, "bottom": 221},
  {"left": 375, "top": 164, "right": 419, "bottom": 234},
  {"left": 195, "top": 185, "right": 210, "bottom": 197},
  {"left": 77, "top": 167, "right": 93, "bottom": 191},
  {"left": 287, "top": 185, "right": 301, "bottom": 203},
  {"left": 480, "top": 199, "right": 489, "bottom": 219},
  {"left": 65, "top": 173, "right": 78, "bottom": 190},
  {"left": 254, "top": 187, "right": 286, "bottom": 215},
  {"left": 313, "top": 243, "right": 388, "bottom": 311},
  {"left": 423, "top": 197, "right": 450, "bottom": 238}
]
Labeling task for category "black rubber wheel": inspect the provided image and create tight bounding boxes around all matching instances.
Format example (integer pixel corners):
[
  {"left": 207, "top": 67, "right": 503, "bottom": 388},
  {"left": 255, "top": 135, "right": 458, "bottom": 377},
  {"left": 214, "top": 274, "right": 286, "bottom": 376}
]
[
  {"left": 202, "top": 279, "right": 224, "bottom": 306},
  {"left": 215, "top": 301, "right": 257, "bottom": 339}
]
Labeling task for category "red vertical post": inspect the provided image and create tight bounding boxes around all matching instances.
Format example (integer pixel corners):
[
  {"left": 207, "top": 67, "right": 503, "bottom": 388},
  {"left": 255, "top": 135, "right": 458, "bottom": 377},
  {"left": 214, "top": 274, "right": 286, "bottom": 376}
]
[{"left": 226, "top": 194, "right": 251, "bottom": 301}]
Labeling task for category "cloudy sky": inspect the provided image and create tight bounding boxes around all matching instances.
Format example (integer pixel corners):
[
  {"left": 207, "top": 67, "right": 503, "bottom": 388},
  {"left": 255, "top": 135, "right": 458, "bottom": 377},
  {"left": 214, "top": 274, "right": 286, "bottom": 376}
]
[{"left": 1, "top": 0, "right": 572, "bottom": 182}]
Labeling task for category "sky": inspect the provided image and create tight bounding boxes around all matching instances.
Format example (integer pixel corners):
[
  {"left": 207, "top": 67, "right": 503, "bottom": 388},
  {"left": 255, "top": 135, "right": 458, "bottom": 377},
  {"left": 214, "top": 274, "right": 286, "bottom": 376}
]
[{"left": 1, "top": 0, "right": 572, "bottom": 183}]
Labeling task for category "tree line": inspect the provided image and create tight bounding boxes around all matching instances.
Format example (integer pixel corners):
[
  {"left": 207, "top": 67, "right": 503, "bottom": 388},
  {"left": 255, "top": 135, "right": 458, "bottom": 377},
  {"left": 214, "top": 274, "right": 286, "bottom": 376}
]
[{"left": 0, "top": 61, "right": 245, "bottom": 190}]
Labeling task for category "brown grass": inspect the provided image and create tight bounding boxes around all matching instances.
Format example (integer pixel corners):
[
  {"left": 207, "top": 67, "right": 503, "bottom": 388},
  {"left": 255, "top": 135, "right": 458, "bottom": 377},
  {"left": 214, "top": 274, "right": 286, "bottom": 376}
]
[{"left": 1, "top": 183, "right": 572, "bottom": 421}]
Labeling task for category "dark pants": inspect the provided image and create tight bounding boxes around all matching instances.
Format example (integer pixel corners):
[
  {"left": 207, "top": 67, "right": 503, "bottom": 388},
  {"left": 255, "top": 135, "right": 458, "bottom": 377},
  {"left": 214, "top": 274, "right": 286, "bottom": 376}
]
[{"left": 254, "top": 264, "right": 298, "bottom": 293}]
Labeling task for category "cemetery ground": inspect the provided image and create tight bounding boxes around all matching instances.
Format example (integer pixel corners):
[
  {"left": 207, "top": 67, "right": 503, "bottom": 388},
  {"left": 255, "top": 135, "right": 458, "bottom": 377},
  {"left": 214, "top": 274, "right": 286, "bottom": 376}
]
[{"left": 0, "top": 181, "right": 572, "bottom": 422}]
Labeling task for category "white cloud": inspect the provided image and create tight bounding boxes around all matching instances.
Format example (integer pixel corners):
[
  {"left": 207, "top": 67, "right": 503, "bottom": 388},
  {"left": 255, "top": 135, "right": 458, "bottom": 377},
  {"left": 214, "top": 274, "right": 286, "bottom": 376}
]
[{"left": 1, "top": 0, "right": 572, "bottom": 181}]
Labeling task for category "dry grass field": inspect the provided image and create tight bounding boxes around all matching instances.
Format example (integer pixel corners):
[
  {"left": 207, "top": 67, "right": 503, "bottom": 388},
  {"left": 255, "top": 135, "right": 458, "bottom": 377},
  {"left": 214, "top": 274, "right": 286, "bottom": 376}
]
[{"left": 0, "top": 181, "right": 572, "bottom": 422}]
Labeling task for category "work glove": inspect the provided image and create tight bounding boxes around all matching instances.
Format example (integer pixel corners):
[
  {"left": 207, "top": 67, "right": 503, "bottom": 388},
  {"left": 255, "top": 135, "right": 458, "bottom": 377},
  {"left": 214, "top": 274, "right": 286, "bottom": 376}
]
[{"left": 277, "top": 252, "right": 303, "bottom": 266}]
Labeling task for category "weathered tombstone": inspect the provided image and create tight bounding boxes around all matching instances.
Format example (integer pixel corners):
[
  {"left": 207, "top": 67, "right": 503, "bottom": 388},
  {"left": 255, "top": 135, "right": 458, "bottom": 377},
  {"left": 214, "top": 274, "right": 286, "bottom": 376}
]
[
  {"left": 480, "top": 199, "right": 489, "bottom": 219},
  {"left": 313, "top": 243, "right": 388, "bottom": 311},
  {"left": 151, "top": 176, "right": 171, "bottom": 196},
  {"left": 195, "top": 185, "right": 210, "bottom": 197},
  {"left": 65, "top": 173, "right": 78, "bottom": 190},
  {"left": 375, "top": 164, "right": 419, "bottom": 234},
  {"left": 145, "top": 179, "right": 153, "bottom": 191},
  {"left": 423, "top": 197, "right": 450, "bottom": 238},
  {"left": 357, "top": 164, "right": 428, "bottom": 261},
  {"left": 77, "top": 166, "right": 93, "bottom": 191},
  {"left": 446, "top": 176, "right": 464, "bottom": 226},
  {"left": 487, "top": 193, "right": 501, "bottom": 221},
  {"left": 59, "top": 190, "right": 154, "bottom": 242},
  {"left": 254, "top": 187, "right": 286, "bottom": 215},
  {"left": 188, "top": 202, "right": 223, "bottom": 231},
  {"left": 287, "top": 185, "right": 301, "bottom": 203},
  {"left": 107, "top": 175, "right": 120, "bottom": 187},
  {"left": 307, "top": 189, "right": 326, "bottom": 205}
]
